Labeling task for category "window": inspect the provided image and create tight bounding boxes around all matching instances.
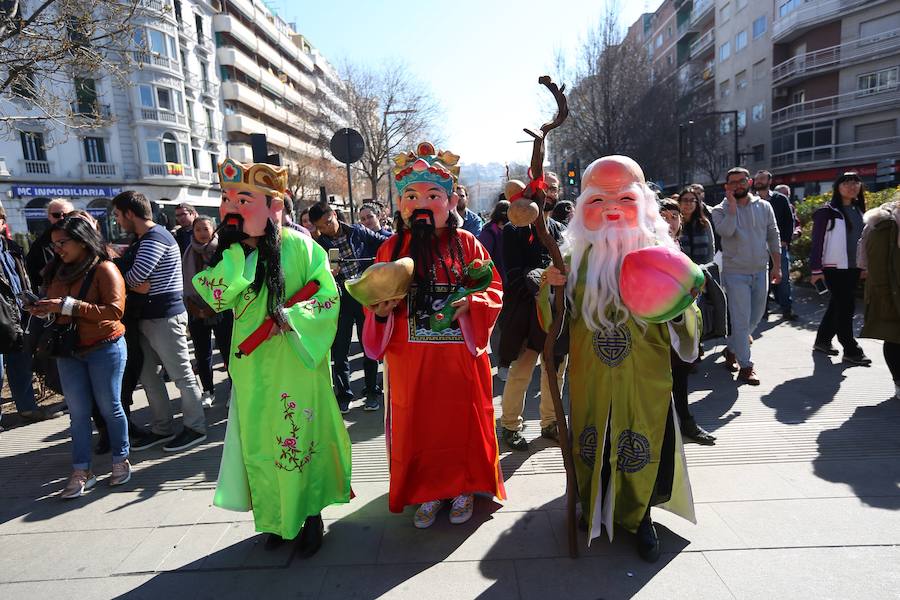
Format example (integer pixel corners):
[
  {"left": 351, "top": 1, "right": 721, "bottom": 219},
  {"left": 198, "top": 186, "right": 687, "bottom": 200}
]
[
  {"left": 146, "top": 140, "right": 162, "bottom": 163},
  {"left": 752, "top": 102, "right": 766, "bottom": 122},
  {"left": 195, "top": 14, "right": 204, "bottom": 40},
  {"left": 156, "top": 87, "right": 172, "bottom": 111},
  {"left": 858, "top": 67, "right": 899, "bottom": 95},
  {"left": 667, "top": 26, "right": 672, "bottom": 38},
  {"left": 753, "top": 59, "right": 767, "bottom": 81},
  {"left": 83, "top": 137, "right": 107, "bottom": 163},
  {"left": 752, "top": 15, "right": 767, "bottom": 39},
  {"left": 162, "top": 133, "right": 179, "bottom": 163},
  {"left": 720, "top": 116, "right": 732, "bottom": 134},
  {"left": 736, "top": 70, "right": 748, "bottom": 90},
  {"left": 720, "top": 79, "right": 731, "bottom": 98},
  {"left": 210, "top": 152, "right": 219, "bottom": 172},
  {"left": 720, "top": 2, "right": 731, "bottom": 21},
  {"left": 139, "top": 85, "right": 154, "bottom": 107},
  {"left": 199, "top": 60, "right": 209, "bottom": 85},
  {"left": 74, "top": 77, "right": 97, "bottom": 113},
  {"left": 148, "top": 29, "right": 167, "bottom": 55},
  {"left": 191, "top": 148, "right": 200, "bottom": 169},
  {"left": 859, "top": 13, "right": 900, "bottom": 41},
  {"left": 752, "top": 144, "right": 765, "bottom": 162},
  {"left": 737, "top": 110, "right": 747, "bottom": 131},
  {"left": 667, "top": 54, "right": 673, "bottom": 66},
  {"left": 720, "top": 41, "right": 731, "bottom": 62},
  {"left": 735, "top": 30, "right": 748, "bottom": 52},
  {"left": 792, "top": 90, "right": 806, "bottom": 105},
  {"left": 20, "top": 132, "right": 46, "bottom": 161},
  {"left": 778, "top": 0, "right": 801, "bottom": 18}
]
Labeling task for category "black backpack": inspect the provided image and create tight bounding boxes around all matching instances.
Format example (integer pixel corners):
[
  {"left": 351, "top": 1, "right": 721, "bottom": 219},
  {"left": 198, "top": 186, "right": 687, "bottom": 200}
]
[{"left": 0, "top": 267, "right": 23, "bottom": 353}]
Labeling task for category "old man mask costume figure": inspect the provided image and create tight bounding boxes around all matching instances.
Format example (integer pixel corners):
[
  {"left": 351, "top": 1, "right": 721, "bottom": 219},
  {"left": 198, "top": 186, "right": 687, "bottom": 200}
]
[
  {"left": 357, "top": 142, "right": 506, "bottom": 528},
  {"left": 192, "top": 156, "right": 352, "bottom": 555},
  {"left": 544, "top": 155, "right": 699, "bottom": 562}
]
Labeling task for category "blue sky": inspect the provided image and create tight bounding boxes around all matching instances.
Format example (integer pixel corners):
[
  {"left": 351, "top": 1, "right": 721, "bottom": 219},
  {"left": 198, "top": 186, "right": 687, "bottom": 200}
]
[{"left": 280, "top": 0, "right": 653, "bottom": 165}]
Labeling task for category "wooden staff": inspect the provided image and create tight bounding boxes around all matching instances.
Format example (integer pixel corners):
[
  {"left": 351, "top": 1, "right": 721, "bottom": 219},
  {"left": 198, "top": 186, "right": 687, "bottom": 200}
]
[{"left": 521, "top": 76, "right": 579, "bottom": 558}]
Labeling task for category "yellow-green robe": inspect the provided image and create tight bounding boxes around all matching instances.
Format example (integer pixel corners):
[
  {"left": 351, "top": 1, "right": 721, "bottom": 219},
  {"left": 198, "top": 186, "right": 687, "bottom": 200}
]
[{"left": 192, "top": 228, "right": 351, "bottom": 540}]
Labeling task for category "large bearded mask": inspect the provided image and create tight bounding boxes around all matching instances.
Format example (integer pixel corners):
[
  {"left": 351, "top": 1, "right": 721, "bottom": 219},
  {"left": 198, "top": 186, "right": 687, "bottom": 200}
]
[
  {"left": 563, "top": 155, "right": 675, "bottom": 333},
  {"left": 218, "top": 158, "right": 287, "bottom": 237}
]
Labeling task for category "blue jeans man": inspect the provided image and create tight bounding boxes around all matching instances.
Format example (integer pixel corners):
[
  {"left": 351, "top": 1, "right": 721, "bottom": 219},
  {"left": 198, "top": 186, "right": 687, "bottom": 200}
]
[
  {"left": 0, "top": 350, "right": 51, "bottom": 427},
  {"left": 723, "top": 270, "right": 769, "bottom": 379}
]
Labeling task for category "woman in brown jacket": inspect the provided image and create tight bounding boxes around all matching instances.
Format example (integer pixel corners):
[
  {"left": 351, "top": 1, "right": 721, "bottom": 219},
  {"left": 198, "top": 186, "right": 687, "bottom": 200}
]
[{"left": 27, "top": 216, "right": 130, "bottom": 498}]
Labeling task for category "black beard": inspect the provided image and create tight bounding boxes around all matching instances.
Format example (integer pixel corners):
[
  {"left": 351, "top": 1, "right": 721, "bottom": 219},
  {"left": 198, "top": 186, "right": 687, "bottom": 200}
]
[
  {"left": 409, "top": 211, "right": 438, "bottom": 313},
  {"left": 734, "top": 188, "right": 750, "bottom": 199},
  {"left": 250, "top": 219, "right": 285, "bottom": 324}
]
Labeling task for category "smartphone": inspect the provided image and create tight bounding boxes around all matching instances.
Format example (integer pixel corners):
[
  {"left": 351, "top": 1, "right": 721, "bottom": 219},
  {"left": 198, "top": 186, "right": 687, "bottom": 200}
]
[
  {"left": 814, "top": 278, "right": 828, "bottom": 295},
  {"left": 328, "top": 248, "right": 341, "bottom": 266},
  {"left": 17, "top": 291, "right": 40, "bottom": 306}
]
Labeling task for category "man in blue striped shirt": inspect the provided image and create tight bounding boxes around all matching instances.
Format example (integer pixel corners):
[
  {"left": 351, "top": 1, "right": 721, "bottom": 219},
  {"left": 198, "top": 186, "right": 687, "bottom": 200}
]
[{"left": 112, "top": 191, "right": 208, "bottom": 453}]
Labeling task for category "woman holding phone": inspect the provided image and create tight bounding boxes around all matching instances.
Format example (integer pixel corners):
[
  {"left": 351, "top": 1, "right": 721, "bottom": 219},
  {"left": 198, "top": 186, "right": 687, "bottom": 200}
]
[{"left": 27, "top": 216, "right": 130, "bottom": 498}]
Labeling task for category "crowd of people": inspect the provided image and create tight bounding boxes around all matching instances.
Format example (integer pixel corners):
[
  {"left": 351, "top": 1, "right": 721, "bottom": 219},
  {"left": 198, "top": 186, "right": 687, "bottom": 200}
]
[{"left": 1, "top": 147, "right": 897, "bottom": 563}]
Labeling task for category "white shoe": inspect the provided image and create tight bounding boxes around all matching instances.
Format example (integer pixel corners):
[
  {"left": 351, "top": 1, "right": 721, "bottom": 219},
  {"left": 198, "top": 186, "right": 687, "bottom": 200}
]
[
  {"left": 449, "top": 494, "right": 474, "bottom": 525},
  {"left": 414, "top": 500, "right": 442, "bottom": 529},
  {"left": 201, "top": 392, "right": 214, "bottom": 409}
]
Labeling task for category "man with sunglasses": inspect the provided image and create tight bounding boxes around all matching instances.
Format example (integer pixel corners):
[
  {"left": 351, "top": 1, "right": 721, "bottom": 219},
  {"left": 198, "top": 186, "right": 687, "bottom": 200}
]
[
  {"left": 711, "top": 168, "right": 782, "bottom": 385},
  {"left": 25, "top": 199, "right": 73, "bottom": 289}
]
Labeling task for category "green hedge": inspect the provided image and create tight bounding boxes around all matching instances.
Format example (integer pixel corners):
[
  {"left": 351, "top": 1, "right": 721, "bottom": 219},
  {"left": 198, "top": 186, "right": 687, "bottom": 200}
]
[{"left": 791, "top": 186, "right": 899, "bottom": 280}]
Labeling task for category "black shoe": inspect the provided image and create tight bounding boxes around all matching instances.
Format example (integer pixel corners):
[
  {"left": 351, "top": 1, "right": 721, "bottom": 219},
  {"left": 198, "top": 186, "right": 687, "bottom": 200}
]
[
  {"left": 540, "top": 423, "right": 559, "bottom": 443},
  {"left": 636, "top": 514, "right": 660, "bottom": 563},
  {"left": 95, "top": 434, "right": 111, "bottom": 455},
  {"left": 264, "top": 533, "right": 286, "bottom": 551},
  {"left": 338, "top": 400, "right": 350, "bottom": 415},
  {"left": 842, "top": 352, "right": 872, "bottom": 366},
  {"left": 131, "top": 430, "right": 176, "bottom": 452},
  {"left": 297, "top": 514, "right": 324, "bottom": 558},
  {"left": 813, "top": 342, "right": 839, "bottom": 356},
  {"left": 783, "top": 309, "right": 799, "bottom": 321},
  {"left": 18, "top": 408, "right": 63, "bottom": 423},
  {"left": 162, "top": 428, "right": 207, "bottom": 452},
  {"left": 500, "top": 428, "right": 528, "bottom": 451},
  {"left": 681, "top": 418, "right": 716, "bottom": 445},
  {"left": 363, "top": 397, "right": 380, "bottom": 411}
]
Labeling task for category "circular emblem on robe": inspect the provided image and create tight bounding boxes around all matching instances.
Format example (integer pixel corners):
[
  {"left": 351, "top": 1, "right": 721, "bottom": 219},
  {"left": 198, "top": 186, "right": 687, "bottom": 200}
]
[
  {"left": 578, "top": 426, "right": 598, "bottom": 468},
  {"left": 592, "top": 325, "right": 632, "bottom": 368},
  {"left": 616, "top": 429, "right": 650, "bottom": 473}
]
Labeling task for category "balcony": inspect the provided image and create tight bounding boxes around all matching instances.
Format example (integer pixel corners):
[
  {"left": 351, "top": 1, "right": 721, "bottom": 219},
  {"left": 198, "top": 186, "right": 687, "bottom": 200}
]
[
  {"left": 143, "top": 162, "right": 194, "bottom": 179},
  {"left": 177, "top": 20, "right": 196, "bottom": 42},
  {"left": 197, "top": 170, "right": 213, "bottom": 184},
  {"left": 690, "top": 0, "right": 714, "bottom": 27},
  {"left": 773, "top": 28, "right": 900, "bottom": 86},
  {"left": 690, "top": 64, "right": 716, "bottom": 89},
  {"left": 83, "top": 162, "right": 116, "bottom": 178},
  {"left": 139, "top": 107, "right": 187, "bottom": 127},
  {"left": 195, "top": 34, "right": 214, "bottom": 54},
  {"left": 771, "top": 135, "right": 900, "bottom": 169},
  {"left": 183, "top": 73, "right": 200, "bottom": 91},
  {"left": 139, "top": 0, "right": 173, "bottom": 17},
  {"left": 200, "top": 80, "right": 219, "bottom": 100},
  {"left": 772, "top": 84, "right": 900, "bottom": 127},
  {"left": 70, "top": 102, "right": 113, "bottom": 119},
  {"left": 132, "top": 51, "right": 179, "bottom": 74},
  {"left": 689, "top": 29, "right": 714, "bottom": 59},
  {"left": 22, "top": 160, "right": 50, "bottom": 174},
  {"left": 190, "top": 121, "right": 206, "bottom": 138},
  {"left": 207, "top": 127, "right": 222, "bottom": 142},
  {"left": 772, "top": 0, "right": 875, "bottom": 42}
]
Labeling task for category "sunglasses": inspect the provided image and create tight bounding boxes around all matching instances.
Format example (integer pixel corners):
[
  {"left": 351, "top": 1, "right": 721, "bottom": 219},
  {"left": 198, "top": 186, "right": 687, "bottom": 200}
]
[{"left": 49, "top": 211, "right": 67, "bottom": 219}]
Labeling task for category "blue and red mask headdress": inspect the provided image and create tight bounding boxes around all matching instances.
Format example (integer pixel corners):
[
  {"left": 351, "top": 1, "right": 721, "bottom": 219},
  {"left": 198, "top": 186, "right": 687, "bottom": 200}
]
[{"left": 392, "top": 141, "right": 461, "bottom": 197}]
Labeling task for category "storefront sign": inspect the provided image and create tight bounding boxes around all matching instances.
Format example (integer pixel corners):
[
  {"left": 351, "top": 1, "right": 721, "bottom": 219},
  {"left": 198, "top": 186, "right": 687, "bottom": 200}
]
[{"left": 11, "top": 185, "right": 122, "bottom": 198}]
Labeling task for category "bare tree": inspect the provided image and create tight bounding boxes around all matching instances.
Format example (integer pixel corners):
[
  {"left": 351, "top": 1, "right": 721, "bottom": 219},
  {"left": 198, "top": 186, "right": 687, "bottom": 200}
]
[
  {"left": 286, "top": 152, "right": 350, "bottom": 207},
  {"left": 0, "top": 0, "right": 152, "bottom": 135},
  {"left": 327, "top": 60, "right": 440, "bottom": 202},
  {"left": 686, "top": 115, "right": 728, "bottom": 185}
]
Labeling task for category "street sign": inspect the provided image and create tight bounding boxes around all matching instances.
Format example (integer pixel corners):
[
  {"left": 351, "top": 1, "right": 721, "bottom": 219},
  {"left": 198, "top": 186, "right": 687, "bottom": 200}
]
[{"left": 329, "top": 128, "right": 365, "bottom": 164}]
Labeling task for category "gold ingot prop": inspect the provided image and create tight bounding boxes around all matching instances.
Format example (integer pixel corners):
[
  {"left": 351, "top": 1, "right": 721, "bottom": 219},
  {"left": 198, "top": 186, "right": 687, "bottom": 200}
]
[{"left": 344, "top": 257, "right": 415, "bottom": 307}]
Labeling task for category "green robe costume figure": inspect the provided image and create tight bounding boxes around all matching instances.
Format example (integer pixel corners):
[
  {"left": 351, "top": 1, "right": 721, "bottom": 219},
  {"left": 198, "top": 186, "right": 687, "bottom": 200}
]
[
  {"left": 193, "top": 228, "right": 352, "bottom": 540},
  {"left": 548, "top": 266, "right": 699, "bottom": 543}
]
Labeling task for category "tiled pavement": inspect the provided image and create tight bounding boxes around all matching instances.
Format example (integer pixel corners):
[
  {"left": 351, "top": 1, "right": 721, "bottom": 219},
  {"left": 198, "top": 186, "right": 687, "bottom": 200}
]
[{"left": 0, "top": 288, "right": 898, "bottom": 599}]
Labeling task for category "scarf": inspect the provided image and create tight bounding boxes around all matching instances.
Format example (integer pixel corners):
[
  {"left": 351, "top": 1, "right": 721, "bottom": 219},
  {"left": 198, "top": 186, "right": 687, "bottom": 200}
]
[
  {"left": 44, "top": 254, "right": 98, "bottom": 289},
  {"left": 183, "top": 236, "right": 219, "bottom": 303}
]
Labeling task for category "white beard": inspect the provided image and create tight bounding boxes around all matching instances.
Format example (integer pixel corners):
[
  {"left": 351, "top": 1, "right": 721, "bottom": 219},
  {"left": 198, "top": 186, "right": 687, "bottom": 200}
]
[{"left": 563, "top": 189, "right": 676, "bottom": 334}]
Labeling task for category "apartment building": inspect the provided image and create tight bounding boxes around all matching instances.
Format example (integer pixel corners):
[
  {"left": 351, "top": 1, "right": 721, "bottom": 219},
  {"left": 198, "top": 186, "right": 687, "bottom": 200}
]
[
  {"left": 0, "top": 0, "right": 226, "bottom": 237},
  {"left": 769, "top": 0, "right": 900, "bottom": 196}
]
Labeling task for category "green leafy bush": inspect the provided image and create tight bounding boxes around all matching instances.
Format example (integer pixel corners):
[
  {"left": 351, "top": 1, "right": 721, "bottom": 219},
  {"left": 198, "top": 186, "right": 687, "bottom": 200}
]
[{"left": 791, "top": 186, "right": 899, "bottom": 280}]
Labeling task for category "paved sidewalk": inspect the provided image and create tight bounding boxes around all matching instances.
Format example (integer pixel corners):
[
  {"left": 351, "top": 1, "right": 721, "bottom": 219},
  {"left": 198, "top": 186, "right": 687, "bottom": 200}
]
[{"left": 0, "top": 288, "right": 898, "bottom": 599}]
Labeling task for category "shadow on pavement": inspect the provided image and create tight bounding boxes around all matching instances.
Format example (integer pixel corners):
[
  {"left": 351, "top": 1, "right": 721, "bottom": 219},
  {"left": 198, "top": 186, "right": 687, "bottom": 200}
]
[
  {"left": 762, "top": 351, "right": 848, "bottom": 424},
  {"left": 813, "top": 397, "right": 900, "bottom": 510}
]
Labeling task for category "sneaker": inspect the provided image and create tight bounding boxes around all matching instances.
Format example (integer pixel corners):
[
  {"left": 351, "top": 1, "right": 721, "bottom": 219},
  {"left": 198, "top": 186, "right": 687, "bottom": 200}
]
[
  {"left": 338, "top": 400, "right": 350, "bottom": 415},
  {"left": 363, "top": 397, "right": 380, "bottom": 411},
  {"left": 19, "top": 408, "right": 62, "bottom": 422},
  {"left": 500, "top": 428, "right": 528, "bottom": 451},
  {"left": 162, "top": 428, "right": 207, "bottom": 452},
  {"left": 60, "top": 469, "right": 97, "bottom": 499},
  {"left": 813, "top": 342, "right": 840, "bottom": 356},
  {"left": 109, "top": 460, "right": 132, "bottom": 486},
  {"left": 723, "top": 349, "right": 739, "bottom": 372},
  {"left": 737, "top": 366, "right": 760, "bottom": 386},
  {"left": 201, "top": 391, "right": 214, "bottom": 409},
  {"left": 414, "top": 500, "right": 443, "bottom": 529},
  {"left": 540, "top": 422, "right": 559, "bottom": 442},
  {"left": 131, "top": 430, "right": 175, "bottom": 452},
  {"left": 842, "top": 353, "right": 872, "bottom": 366},
  {"left": 783, "top": 309, "right": 799, "bottom": 321},
  {"left": 449, "top": 494, "right": 474, "bottom": 525}
]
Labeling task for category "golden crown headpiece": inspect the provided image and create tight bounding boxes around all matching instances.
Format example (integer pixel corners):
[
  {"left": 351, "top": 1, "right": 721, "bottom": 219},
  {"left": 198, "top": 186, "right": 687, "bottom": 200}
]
[
  {"left": 392, "top": 142, "right": 461, "bottom": 196},
  {"left": 218, "top": 158, "right": 289, "bottom": 199}
]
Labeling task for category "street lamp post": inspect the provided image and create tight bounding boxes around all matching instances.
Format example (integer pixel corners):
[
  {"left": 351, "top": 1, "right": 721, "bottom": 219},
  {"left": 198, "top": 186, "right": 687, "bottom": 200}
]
[{"left": 383, "top": 108, "right": 416, "bottom": 216}]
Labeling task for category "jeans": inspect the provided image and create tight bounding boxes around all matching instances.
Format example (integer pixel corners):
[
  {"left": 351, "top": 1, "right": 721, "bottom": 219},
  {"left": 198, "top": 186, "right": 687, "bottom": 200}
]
[
  {"left": 723, "top": 270, "right": 769, "bottom": 368},
  {"left": 188, "top": 312, "right": 233, "bottom": 393},
  {"left": 331, "top": 294, "right": 379, "bottom": 401},
  {"left": 773, "top": 247, "right": 793, "bottom": 311},
  {"left": 815, "top": 268, "right": 863, "bottom": 356},
  {"left": 0, "top": 351, "right": 39, "bottom": 413},
  {"left": 58, "top": 337, "right": 129, "bottom": 470},
  {"left": 500, "top": 348, "right": 567, "bottom": 431},
  {"left": 138, "top": 312, "right": 206, "bottom": 435}
]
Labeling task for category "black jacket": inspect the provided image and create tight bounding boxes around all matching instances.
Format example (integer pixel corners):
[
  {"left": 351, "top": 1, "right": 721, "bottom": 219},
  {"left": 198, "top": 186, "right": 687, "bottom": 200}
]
[
  {"left": 25, "top": 229, "right": 54, "bottom": 290},
  {"left": 765, "top": 191, "right": 798, "bottom": 246}
]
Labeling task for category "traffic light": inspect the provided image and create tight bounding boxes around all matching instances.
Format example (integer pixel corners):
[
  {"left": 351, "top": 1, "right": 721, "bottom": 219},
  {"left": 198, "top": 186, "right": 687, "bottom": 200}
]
[
  {"left": 566, "top": 162, "right": 576, "bottom": 186},
  {"left": 565, "top": 160, "right": 581, "bottom": 198}
]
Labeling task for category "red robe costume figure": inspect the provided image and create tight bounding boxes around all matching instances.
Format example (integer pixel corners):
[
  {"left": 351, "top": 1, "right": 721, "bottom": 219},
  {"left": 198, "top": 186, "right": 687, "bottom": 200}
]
[{"left": 361, "top": 142, "right": 506, "bottom": 528}]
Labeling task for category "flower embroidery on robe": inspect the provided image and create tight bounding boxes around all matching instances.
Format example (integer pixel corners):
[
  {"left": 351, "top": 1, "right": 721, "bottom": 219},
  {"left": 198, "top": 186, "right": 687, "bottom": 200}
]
[
  {"left": 274, "top": 392, "right": 316, "bottom": 472},
  {"left": 197, "top": 276, "right": 229, "bottom": 311},
  {"left": 302, "top": 295, "right": 339, "bottom": 315}
]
